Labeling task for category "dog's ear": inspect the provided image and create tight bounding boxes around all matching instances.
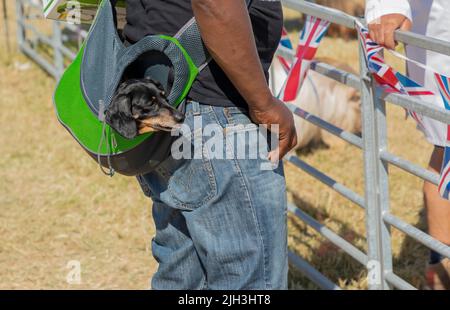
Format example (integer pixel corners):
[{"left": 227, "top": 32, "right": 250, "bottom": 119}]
[
  {"left": 146, "top": 78, "right": 165, "bottom": 92},
  {"left": 105, "top": 95, "right": 138, "bottom": 139}
]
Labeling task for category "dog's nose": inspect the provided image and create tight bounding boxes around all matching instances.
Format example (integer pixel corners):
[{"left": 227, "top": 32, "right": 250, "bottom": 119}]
[{"left": 173, "top": 111, "right": 185, "bottom": 123}]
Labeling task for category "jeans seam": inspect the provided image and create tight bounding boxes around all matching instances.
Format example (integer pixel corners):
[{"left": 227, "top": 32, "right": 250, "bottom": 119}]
[
  {"left": 223, "top": 107, "right": 251, "bottom": 125},
  {"left": 220, "top": 106, "right": 270, "bottom": 289},
  {"left": 229, "top": 149, "right": 270, "bottom": 290},
  {"left": 209, "top": 105, "right": 227, "bottom": 128}
]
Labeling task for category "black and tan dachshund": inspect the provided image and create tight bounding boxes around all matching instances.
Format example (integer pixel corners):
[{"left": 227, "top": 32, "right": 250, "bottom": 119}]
[{"left": 105, "top": 78, "right": 185, "bottom": 139}]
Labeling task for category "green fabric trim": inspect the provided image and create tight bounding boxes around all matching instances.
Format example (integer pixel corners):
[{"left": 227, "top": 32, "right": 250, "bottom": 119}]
[
  {"left": 53, "top": 18, "right": 199, "bottom": 156},
  {"left": 54, "top": 45, "right": 151, "bottom": 156},
  {"left": 159, "top": 35, "right": 200, "bottom": 106}
]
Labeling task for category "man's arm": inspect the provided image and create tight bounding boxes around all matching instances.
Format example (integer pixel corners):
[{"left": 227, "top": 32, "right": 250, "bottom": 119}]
[
  {"left": 191, "top": 0, "right": 297, "bottom": 161},
  {"left": 365, "top": 0, "right": 412, "bottom": 49}
]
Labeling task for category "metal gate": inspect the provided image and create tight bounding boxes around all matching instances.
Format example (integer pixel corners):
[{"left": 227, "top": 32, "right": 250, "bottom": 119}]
[
  {"left": 13, "top": 0, "right": 450, "bottom": 290},
  {"left": 277, "top": 0, "right": 450, "bottom": 290},
  {"left": 15, "top": 0, "right": 85, "bottom": 79}
]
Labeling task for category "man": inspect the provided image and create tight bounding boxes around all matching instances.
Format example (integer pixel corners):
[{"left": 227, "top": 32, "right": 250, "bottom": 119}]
[
  {"left": 120, "top": 0, "right": 296, "bottom": 289},
  {"left": 366, "top": 0, "right": 450, "bottom": 289}
]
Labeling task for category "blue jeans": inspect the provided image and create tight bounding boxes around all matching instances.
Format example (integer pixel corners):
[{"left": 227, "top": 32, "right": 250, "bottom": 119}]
[{"left": 137, "top": 101, "right": 288, "bottom": 290}]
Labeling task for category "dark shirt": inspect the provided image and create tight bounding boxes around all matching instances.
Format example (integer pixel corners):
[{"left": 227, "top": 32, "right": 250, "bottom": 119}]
[{"left": 121, "top": 0, "right": 283, "bottom": 108}]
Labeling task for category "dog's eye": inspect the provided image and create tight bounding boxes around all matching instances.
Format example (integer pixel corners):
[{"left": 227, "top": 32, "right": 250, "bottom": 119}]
[{"left": 161, "top": 91, "right": 166, "bottom": 96}]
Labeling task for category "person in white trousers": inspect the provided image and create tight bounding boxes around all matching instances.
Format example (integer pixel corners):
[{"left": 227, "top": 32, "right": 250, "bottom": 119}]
[{"left": 366, "top": 0, "right": 450, "bottom": 290}]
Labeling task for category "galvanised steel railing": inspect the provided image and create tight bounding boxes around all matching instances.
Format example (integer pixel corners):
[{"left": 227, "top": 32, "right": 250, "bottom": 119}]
[
  {"left": 277, "top": 0, "right": 450, "bottom": 290},
  {"left": 15, "top": 0, "right": 86, "bottom": 79},
  {"left": 14, "top": 0, "right": 450, "bottom": 290}
]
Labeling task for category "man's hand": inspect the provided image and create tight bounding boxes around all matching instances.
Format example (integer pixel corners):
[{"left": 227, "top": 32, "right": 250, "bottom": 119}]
[
  {"left": 368, "top": 13, "right": 412, "bottom": 49},
  {"left": 249, "top": 96, "right": 297, "bottom": 162},
  {"left": 192, "top": 0, "right": 297, "bottom": 161}
]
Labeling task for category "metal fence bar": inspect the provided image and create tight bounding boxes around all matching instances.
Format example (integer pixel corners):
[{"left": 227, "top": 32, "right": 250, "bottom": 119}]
[
  {"left": 310, "top": 61, "right": 361, "bottom": 90},
  {"left": 374, "top": 77, "right": 395, "bottom": 290},
  {"left": 282, "top": 0, "right": 355, "bottom": 29},
  {"left": 15, "top": 0, "right": 25, "bottom": 48},
  {"left": 16, "top": 18, "right": 76, "bottom": 60},
  {"left": 280, "top": 1, "right": 450, "bottom": 290},
  {"left": 277, "top": 46, "right": 362, "bottom": 90},
  {"left": 15, "top": 0, "right": 81, "bottom": 79},
  {"left": 384, "top": 272, "right": 417, "bottom": 290},
  {"left": 278, "top": 47, "right": 450, "bottom": 125},
  {"left": 288, "top": 251, "right": 342, "bottom": 290},
  {"left": 281, "top": 56, "right": 440, "bottom": 184},
  {"left": 52, "top": 21, "right": 64, "bottom": 77},
  {"left": 286, "top": 155, "right": 365, "bottom": 207},
  {"left": 380, "top": 151, "right": 439, "bottom": 186},
  {"left": 279, "top": 45, "right": 441, "bottom": 187},
  {"left": 359, "top": 42, "right": 389, "bottom": 289},
  {"left": 19, "top": 42, "right": 59, "bottom": 77},
  {"left": 281, "top": 0, "right": 450, "bottom": 56},
  {"left": 394, "top": 31, "right": 450, "bottom": 58},
  {"left": 288, "top": 204, "right": 368, "bottom": 265},
  {"left": 382, "top": 92, "right": 450, "bottom": 125},
  {"left": 383, "top": 213, "right": 450, "bottom": 259},
  {"left": 286, "top": 103, "right": 363, "bottom": 149}
]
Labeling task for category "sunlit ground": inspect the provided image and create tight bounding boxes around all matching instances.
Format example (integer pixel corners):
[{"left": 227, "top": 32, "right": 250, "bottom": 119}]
[{"left": 0, "top": 1, "right": 432, "bottom": 289}]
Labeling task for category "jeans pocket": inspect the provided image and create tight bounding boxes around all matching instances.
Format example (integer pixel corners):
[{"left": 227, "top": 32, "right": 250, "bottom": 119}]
[
  {"left": 223, "top": 107, "right": 253, "bottom": 127},
  {"left": 222, "top": 107, "right": 272, "bottom": 162},
  {"left": 166, "top": 153, "right": 217, "bottom": 211},
  {"left": 166, "top": 111, "right": 218, "bottom": 210}
]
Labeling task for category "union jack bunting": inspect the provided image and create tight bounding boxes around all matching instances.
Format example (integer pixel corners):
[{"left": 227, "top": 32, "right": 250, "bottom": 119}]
[
  {"left": 369, "top": 54, "right": 407, "bottom": 94},
  {"left": 439, "top": 147, "right": 450, "bottom": 199},
  {"left": 358, "top": 26, "right": 434, "bottom": 97},
  {"left": 357, "top": 23, "right": 450, "bottom": 200},
  {"left": 435, "top": 73, "right": 450, "bottom": 111},
  {"left": 277, "top": 27, "right": 294, "bottom": 73},
  {"left": 358, "top": 26, "right": 383, "bottom": 59},
  {"left": 435, "top": 73, "right": 450, "bottom": 198},
  {"left": 278, "top": 16, "right": 330, "bottom": 102},
  {"left": 357, "top": 24, "right": 433, "bottom": 135}
]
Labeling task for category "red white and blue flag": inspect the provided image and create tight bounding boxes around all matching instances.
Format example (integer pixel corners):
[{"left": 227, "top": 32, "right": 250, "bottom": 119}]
[
  {"left": 277, "top": 27, "right": 294, "bottom": 73},
  {"left": 435, "top": 73, "right": 450, "bottom": 199},
  {"left": 439, "top": 147, "right": 450, "bottom": 199},
  {"left": 358, "top": 26, "right": 434, "bottom": 97},
  {"left": 278, "top": 16, "right": 330, "bottom": 102},
  {"left": 357, "top": 23, "right": 450, "bottom": 200},
  {"left": 357, "top": 24, "right": 433, "bottom": 132},
  {"left": 358, "top": 26, "right": 383, "bottom": 59}
]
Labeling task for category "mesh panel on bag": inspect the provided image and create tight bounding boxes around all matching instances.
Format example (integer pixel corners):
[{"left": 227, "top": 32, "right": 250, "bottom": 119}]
[
  {"left": 178, "top": 22, "right": 209, "bottom": 69},
  {"left": 111, "top": 37, "right": 190, "bottom": 106}
]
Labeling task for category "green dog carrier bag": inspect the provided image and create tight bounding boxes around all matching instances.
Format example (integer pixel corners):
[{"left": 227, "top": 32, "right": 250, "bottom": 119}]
[{"left": 53, "top": 0, "right": 251, "bottom": 176}]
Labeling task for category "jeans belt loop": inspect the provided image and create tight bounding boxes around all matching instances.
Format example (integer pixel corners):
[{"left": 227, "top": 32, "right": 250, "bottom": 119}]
[{"left": 192, "top": 101, "right": 201, "bottom": 116}]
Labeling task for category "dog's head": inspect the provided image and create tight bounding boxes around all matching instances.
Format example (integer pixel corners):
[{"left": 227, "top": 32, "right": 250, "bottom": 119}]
[{"left": 105, "top": 78, "right": 185, "bottom": 139}]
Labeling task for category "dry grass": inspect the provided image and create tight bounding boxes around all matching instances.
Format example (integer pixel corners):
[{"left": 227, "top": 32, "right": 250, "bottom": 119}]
[
  {"left": 0, "top": 0, "right": 156, "bottom": 289},
  {"left": 0, "top": 1, "right": 432, "bottom": 289}
]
